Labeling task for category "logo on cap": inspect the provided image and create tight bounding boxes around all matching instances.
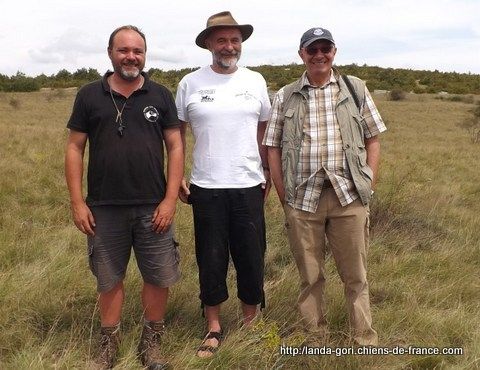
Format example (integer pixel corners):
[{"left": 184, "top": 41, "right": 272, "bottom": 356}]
[
  {"left": 143, "top": 106, "right": 159, "bottom": 122},
  {"left": 313, "top": 28, "right": 324, "bottom": 36}
]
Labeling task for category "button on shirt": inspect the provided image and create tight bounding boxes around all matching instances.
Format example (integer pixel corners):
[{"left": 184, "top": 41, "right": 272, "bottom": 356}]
[{"left": 263, "top": 71, "right": 386, "bottom": 212}]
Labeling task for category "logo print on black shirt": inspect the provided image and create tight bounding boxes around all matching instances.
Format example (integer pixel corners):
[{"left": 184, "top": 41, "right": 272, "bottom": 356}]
[{"left": 143, "top": 106, "right": 159, "bottom": 122}]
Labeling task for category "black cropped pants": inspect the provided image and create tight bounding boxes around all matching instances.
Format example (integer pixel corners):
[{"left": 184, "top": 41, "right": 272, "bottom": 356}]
[{"left": 189, "top": 184, "right": 266, "bottom": 307}]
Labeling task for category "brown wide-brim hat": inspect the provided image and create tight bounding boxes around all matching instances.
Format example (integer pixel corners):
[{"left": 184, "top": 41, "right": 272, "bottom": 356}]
[{"left": 196, "top": 11, "right": 253, "bottom": 49}]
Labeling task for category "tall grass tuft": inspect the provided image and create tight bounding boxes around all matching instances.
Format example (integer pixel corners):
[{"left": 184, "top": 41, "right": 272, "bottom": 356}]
[{"left": 8, "top": 96, "right": 20, "bottom": 109}]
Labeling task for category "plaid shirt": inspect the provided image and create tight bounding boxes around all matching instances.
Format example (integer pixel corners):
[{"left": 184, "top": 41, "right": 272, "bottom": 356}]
[{"left": 263, "top": 71, "right": 386, "bottom": 212}]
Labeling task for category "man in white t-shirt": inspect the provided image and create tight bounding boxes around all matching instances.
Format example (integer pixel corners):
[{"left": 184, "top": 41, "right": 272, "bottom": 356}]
[{"left": 175, "top": 11, "right": 271, "bottom": 357}]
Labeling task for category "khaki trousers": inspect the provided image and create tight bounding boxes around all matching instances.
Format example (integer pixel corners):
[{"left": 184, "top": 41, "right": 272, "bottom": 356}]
[{"left": 284, "top": 188, "right": 378, "bottom": 345}]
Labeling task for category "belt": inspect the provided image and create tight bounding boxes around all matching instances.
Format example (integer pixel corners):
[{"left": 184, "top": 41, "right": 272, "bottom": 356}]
[{"left": 323, "top": 179, "right": 333, "bottom": 189}]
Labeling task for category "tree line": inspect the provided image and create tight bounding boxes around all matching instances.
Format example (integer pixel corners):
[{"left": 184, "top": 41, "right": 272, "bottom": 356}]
[{"left": 1, "top": 64, "right": 479, "bottom": 95}]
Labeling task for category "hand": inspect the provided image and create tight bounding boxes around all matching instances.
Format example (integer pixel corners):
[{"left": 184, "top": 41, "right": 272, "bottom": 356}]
[
  {"left": 179, "top": 178, "right": 190, "bottom": 204},
  {"left": 71, "top": 201, "right": 95, "bottom": 235},
  {"left": 261, "top": 169, "right": 272, "bottom": 201},
  {"left": 151, "top": 198, "right": 176, "bottom": 233},
  {"left": 261, "top": 180, "right": 272, "bottom": 201}
]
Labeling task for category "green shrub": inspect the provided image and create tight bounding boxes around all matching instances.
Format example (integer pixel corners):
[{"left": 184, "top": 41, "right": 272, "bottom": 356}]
[
  {"left": 448, "top": 95, "right": 465, "bottom": 102},
  {"left": 389, "top": 89, "right": 406, "bottom": 101},
  {"left": 440, "top": 95, "right": 476, "bottom": 103},
  {"left": 7, "top": 72, "right": 40, "bottom": 92}
]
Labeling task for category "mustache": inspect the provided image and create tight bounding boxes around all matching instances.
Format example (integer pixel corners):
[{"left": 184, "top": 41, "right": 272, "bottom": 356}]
[{"left": 219, "top": 51, "right": 239, "bottom": 56}]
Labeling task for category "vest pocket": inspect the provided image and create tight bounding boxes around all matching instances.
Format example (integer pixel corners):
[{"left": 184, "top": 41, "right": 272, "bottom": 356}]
[
  {"left": 352, "top": 115, "right": 366, "bottom": 144},
  {"left": 281, "top": 140, "right": 296, "bottom": 201},
  {"left": 355, "top": 145, "right": 372, "bottom": 181},
  {"left": 356, "top": 143, "right": 367, "bottom": 166},
  {"left": 360, "top": 162, "right": 373, "bottom": 182},
  {"left": 282, "top": 108, "right": 296, "bottom": 142}
]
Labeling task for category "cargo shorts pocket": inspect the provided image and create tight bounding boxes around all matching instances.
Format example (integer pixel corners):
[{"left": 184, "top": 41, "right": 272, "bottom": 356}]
[
  {"left": 151, "top": 237, "right": 181, "bottom": 286},
  {"left": 172, "top": 238, "right": 180, "bottom": 264},
  {"left": 87, "top": 237, "right": 96, "bottom": 276}
]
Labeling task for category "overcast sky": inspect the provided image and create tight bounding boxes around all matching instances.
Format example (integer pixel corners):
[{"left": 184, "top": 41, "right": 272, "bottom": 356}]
[{"left": 2, "top": 0, "right": 479, "bottom": 77}]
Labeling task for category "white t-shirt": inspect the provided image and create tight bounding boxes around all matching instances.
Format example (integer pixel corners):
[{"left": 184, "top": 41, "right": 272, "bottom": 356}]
[{"left": 176, "top": 66, "right": 271, "bottom": 188}]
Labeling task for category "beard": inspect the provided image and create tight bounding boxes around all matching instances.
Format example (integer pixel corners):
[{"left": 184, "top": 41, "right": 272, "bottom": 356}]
[
  {"left": 112, "top": 61, "right": 143, "bottom": 81},
  {"left": 119, "top": 66, "right": 141, "bottom": 81},
  {"left": 213, "top": 51, "right": 241, "bottom": 70}
]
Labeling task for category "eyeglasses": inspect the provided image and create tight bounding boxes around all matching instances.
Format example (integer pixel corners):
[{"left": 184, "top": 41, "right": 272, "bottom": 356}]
[{"left": 305, "top": 45, "right": 334, "bottom": 56}]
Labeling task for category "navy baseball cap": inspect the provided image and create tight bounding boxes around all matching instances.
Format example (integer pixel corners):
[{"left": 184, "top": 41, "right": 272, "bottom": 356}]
[{"left": 300, "top": 27, "right": 335, "bottom": 48}]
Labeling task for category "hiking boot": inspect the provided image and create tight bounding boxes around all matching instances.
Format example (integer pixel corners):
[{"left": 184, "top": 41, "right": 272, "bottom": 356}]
[
  {"left": 90, "top": 326, "right": 120, "bottom": 369},
  {"left": 137, "top": 321, "right": 169, "bottom": 370}
]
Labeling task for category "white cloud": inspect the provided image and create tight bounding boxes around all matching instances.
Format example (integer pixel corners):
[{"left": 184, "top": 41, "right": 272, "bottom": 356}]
[
  {"left": 28, "top": 50, "right": 63, "bottom": 64},
  {"left": 28, "top": 28, "right": 104, "bottom": 65},
  {"left": 0, "top": 0, "right": 478, "bottom": 75},
  {"left": 148, "top": 47, "right": 186, "bottom": 64}
]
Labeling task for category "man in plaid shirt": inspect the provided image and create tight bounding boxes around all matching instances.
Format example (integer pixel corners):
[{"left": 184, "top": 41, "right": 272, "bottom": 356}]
[{"left": 263, "top": 27, "right": 386, "bottom": 345}]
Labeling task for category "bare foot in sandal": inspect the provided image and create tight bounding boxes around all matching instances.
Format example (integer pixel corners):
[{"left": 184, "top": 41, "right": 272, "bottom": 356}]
[{"left": 197, "top": 331, "right": 223, "bottom": 358}]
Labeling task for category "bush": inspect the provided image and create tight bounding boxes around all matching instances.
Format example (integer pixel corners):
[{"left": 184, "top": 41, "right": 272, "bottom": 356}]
[
  {"left": 439, "top": 95, "right": 476, "bottom": 104},
  {"left": 448, "top": 95, "right": 466, "bottom": 102},
  {"left": 457, "top": 107, "right": 480, "bottom": 144},
  {"left": 6, "top": 72, "right": 40, "bottom": 92},
  {"left": 413, "top": 86, "right": 425, "bottom": 94},
  {"left": 389, "top": 89, "right": 406, "bottom": 101},
  {"left": 473, "top": 104, "right": 480, "bottom": 118}
]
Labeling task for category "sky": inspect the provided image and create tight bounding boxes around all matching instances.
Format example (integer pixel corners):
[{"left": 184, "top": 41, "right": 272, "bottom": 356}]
[{"left": 2, "top": 0, "right": 480, "bottom": 77}]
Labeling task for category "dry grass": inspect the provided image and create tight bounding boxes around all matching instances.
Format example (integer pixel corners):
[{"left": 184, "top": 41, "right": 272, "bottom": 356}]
[{"left": 0, "top": 90, "right": 479, "bottom": 369}]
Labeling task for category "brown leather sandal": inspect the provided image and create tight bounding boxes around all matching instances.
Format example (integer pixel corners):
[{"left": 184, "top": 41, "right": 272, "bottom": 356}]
[{"left": 197, "top": 331, "right": 223, "bottom": 357}]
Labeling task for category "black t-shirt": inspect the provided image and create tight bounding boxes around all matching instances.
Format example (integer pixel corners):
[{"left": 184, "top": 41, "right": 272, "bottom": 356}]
[{"left": 67, "top": 72, "right": 180, "bottom": 206}]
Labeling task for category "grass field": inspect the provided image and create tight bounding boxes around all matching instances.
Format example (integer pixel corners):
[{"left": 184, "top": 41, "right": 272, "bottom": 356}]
[{"left": 0, "top": 89, "right": 479, "bottom": 369}]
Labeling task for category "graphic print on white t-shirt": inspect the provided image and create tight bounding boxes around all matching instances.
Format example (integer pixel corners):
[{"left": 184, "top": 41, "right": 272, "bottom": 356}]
[{"left": 199, "top": 89, "right": 215, "bottom": 102}]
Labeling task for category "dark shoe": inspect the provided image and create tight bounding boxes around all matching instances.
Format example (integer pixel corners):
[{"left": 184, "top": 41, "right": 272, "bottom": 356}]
[
  {"left": 196, "top": 331, "right": 223, "bottom": 358},
  {"left": 91, "top": 326, "right": 120, "bottom": 369},
  {"left": 137, "top": 321, "right": 169, "bottom": 370}
]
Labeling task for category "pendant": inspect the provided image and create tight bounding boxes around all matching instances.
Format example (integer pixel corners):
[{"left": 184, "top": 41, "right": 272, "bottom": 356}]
[{"left": 117, "top": 123, "right": 125, "bottom": 137}]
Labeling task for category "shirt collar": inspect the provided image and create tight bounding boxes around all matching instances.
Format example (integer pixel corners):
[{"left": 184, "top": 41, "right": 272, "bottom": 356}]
[
  {"left": 300, "top": 69, "right": 338, "bottom": 89},
  {"left": 101, "top": 71, "right": 150, "bottom": 93}
]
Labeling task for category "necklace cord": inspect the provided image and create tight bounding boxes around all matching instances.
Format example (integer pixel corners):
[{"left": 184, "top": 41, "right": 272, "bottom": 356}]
[
  {"left": 109, "top": 89, "right": 127, "bottom": 136},
  {"left": 108, "top": 76, "right": 144, "bottom": 137}
]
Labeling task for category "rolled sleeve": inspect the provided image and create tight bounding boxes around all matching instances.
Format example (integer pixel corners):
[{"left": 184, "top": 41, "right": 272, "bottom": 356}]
[
  {"left": 262, "top": 88, "right": 285, "bottom": 147},
  {"left": 361, "top": 87, "right": 387, "bottom": 138}
]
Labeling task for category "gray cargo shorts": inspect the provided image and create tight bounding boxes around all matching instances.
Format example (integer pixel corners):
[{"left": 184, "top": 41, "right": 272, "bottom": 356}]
[{"left": 87, "top": 204, "right": 180, "bottom": 292}]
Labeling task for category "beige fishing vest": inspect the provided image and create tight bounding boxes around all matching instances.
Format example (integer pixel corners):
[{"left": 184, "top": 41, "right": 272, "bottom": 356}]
[{"left": 280, "top": 72, "right": 373, "bottom": 206}]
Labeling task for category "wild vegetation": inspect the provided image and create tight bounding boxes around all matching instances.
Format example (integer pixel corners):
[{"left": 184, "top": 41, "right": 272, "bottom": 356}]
[
  {"left": 1, "top": 64, "right": 480, "bottom": 95},
  {"left": 0, "top": 89, "right": 479, "bottom": 369}
]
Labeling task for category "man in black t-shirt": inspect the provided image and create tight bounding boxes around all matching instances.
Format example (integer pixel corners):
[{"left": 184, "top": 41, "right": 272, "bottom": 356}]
[{"left": 65, "top": 25, "right": 183, "bottom": 369}]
